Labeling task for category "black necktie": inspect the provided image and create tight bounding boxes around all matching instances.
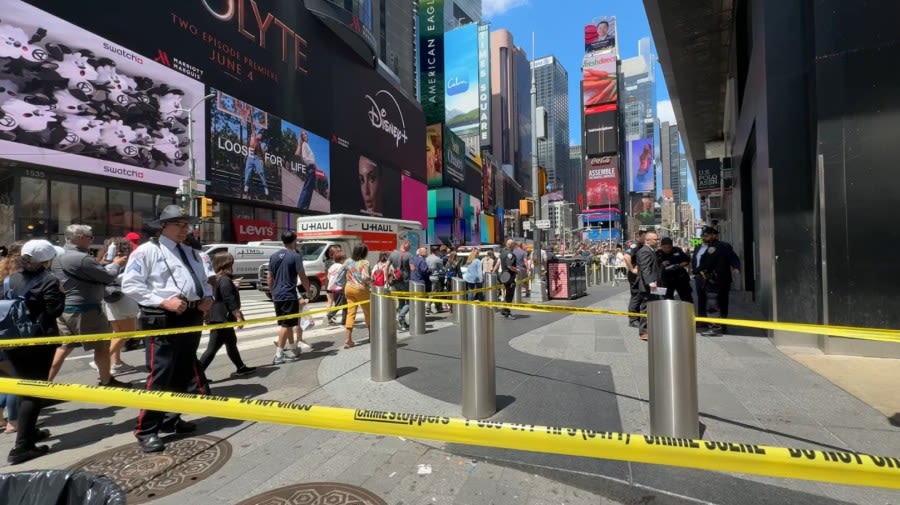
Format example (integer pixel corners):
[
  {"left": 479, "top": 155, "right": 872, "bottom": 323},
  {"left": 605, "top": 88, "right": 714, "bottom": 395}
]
[{"left": 176, "top": 244, "right": 204, "bottom": 299}]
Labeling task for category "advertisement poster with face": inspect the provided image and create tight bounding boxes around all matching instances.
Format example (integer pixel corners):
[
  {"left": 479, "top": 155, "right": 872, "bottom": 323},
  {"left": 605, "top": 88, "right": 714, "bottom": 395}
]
[
  {"left": 426, "top": 124, "right": 443, "bottom": 187},
  {"left": 444, "top": 23, "right": 479, "bottom": 139},
  {"left": 0, "top": 0, "right": 205, "bottom": 188},
  {"left": 209, "top": 88, "right": 331, "bottom": 211},
  {"left": 585, "top": 155, "right": 620, "bottom": 208},
  {"left": 330, "top": 145, "right": 401, "bottom": 218},
  {"left": 629, "top": 138, "right": 655, "bottom": 193},
  {"left": 583, "top": 52, "right": 618, "bottom": 114},
  {"left": 584, "top": 16, "right": 617, "bottom": 54},
  {"left": 631, "top": 193, "right": 656, "bottom": 226}
]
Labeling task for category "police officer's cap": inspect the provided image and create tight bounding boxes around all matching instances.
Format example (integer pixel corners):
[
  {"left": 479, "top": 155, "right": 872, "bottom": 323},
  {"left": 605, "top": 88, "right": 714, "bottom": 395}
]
[
  {"left": 660, "top": 237, "right": 674, "bottom": 246},
  {"left": 701, "top": 226, "right": 719, "bottom": 235},
  {"left": 156, "top": 205, "right": 198, "bottom": 226}
]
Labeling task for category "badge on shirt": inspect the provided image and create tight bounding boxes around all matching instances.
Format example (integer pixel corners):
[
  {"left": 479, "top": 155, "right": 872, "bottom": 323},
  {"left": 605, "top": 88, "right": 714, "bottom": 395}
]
[{"left": 708, "top": 247, "right": 717, "bottom": 254}]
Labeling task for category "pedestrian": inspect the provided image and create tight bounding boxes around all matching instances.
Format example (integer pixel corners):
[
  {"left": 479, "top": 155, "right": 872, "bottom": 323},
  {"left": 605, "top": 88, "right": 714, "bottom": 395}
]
[
  {"left": 371, "top": 252, "right": 394, "bottom": 288},
  {"left": 99, "top": 236, "right": 140, "bottom": 376},
  {"left": 2, "top": 240, "right": 65, "bottom": 464},
  {"left": 322, "top": 245, "right": 340, "bottom": 324},
  {"left": 623, "top": 230, "right": 646, "bottom": 326},
  {"left": 343, "top": 245, "right": 371, "bottom": 349},
  {"left": 499, "top": 239, "right": 520, "bottom": 319},
  {"left": 267, "top": 231, "right": 310, "bottom": 365},
  {"left": 199, "top": 252, "right": 255, "bottom": 378},
  {"left": 388, "top": 240, "right": 412, "bottom": 331},
  {"left": 636, "top": 231, "right": 662, "bottom": 341},
  {"left": 462, "top": 249, "right": 483, "bottom": 301},
  {"left": 482, "top": 250, "right": 497, "bottom": 276},
  {"left": 122, "top": 205, "right": 215, "bottom": 453},
  {"left": 49, "top": 224, "right": 130, "bottom": 387},
  {"left": 425, "top": 247, "right": 444, "bottom": 313},
  {"left": 692, "top": 226, "right": 740, "bottom": 336},
  {"left": 657, "top": 237, "right": 693, "bottom": 303},
  {"left": 326, "top": 251, "right": 348, "bottom": 326}
]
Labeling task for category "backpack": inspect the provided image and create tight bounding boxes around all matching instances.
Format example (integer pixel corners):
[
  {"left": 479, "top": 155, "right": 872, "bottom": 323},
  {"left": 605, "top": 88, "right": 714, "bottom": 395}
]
[
  {"left": 0, "top": 272, "right": 46, "bottom": 340},
  {"left": 372, "top": 266, "right": 387, "bottom": 287}
]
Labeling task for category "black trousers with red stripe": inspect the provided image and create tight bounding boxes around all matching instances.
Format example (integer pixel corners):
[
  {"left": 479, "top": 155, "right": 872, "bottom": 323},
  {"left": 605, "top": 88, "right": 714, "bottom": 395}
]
[{"left": 135, "top": 308, "right": 207, "bottom": 440}]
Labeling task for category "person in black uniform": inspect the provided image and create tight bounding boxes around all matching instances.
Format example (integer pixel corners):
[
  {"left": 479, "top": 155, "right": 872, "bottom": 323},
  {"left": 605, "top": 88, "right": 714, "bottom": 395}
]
[
  {"left": 499, "top": 239, "right": 519, "bottom": 319},
  {"left": 623, "top": 229, "right": 646, "bottom": 326},
  {"left": 692, "top": 226, "right": 740, "bottom": 336},
  {"left": 122, "top": 205, "right": 214, "bottom": 453},
  {"left": 657, "top": 237, "right": 693, "bottom": 303},
  {"left": 636, "top": 231, "right": 662, "bottom": 341}
]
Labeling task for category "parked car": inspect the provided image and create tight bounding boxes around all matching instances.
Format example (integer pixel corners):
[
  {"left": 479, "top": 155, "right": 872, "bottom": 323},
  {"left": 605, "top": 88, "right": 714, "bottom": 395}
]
[{"left": 201, "top": 243, "right": 283, "bottom": 288}]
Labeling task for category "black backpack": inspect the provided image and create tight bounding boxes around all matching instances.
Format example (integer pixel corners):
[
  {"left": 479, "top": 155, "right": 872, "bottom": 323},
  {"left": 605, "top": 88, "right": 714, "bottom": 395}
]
[{"left": 0, "top": 272, "right": 46, "bottom": 339}]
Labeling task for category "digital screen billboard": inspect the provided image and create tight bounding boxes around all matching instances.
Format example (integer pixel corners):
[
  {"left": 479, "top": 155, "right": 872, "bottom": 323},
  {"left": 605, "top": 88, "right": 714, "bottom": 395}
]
[
  {"left": 628, "top": 138, "right": 655, "bottom": 193},
  {"left": 330, "top": 145, "right": 401, "bottom": 218},
  {"left": 631, "top": 193, "right": 656, "bottom": 226},
  {"left": 426, "top": 124, "right": 443, "bottom": 187},
  {"left": 418, "top": 0, "right": 445, "bottom": 124},
  {"left": 477, "top": 24, "right": 492, "bottom": 148},
  {"left": 584, "top": 110, "right": 619, "bottom": 156},
  {"left": 584, "top": 16, "right": 617, "bottom": 54},
  {"left": 402, "top": 175, "right": 427, "bottom": 227},
  {"left": 583, "top": 52, "right": 618, "bottom": 114},
  {"left": 444, "top": 23, "right": 479, "bottom": 139},
  {"left": 0, "top": 1, "right": 206, "bottom": 188},
  {"left": 442, "top": 127, "right": 466, "bottom": 190},
  {"left": 428, "top": 187, "right": 455, "bottom": 218},
  {"left": 585, "top": 155, "right": 620, "bottom": 207}
]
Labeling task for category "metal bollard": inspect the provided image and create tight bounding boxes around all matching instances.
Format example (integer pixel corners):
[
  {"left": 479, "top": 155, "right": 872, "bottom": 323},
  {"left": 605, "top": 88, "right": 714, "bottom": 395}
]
[
  {"left": 462, "top": 302, "right": 496, "bottom": 419},
  {"left": 370, "top": 286, "right": 397, "bottom": 382},
  {"left": 484, "top": 272, "right": 498, "bottom": 303},
  {"left": 513, "top": 274, "right": 523, "bottom": 304},
  {"left": 409, "top": 281, "right": 426, "bottom": 336},
  {"left": 451, "top": 277, "right": 466, "bottom": 324},
  {"left": 648, "top": 299, "right": 699, "bottom": 438}
]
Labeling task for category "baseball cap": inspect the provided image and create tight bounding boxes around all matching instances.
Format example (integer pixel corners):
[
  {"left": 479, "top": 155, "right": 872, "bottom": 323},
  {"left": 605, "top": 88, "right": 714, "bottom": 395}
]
[
  {"left": 21, "top": 239, "right": 58, "bottom": 263},
  {"left": 702, "top": 226, "right": 719, "bottom": 235},
  {"left": 124, "top": 232, "right": 141, "bottom": 242}
]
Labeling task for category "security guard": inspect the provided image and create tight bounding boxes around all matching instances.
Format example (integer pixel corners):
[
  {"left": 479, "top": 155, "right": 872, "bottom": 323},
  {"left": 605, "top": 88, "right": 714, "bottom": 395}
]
[
  {"left": 692, "top": 226, "right": 740, "bottom": 336},
  {"left": 122, "top": 205, "right": 213, "bottom": 453},
  {"left": 622, "top": 229, "right": 646, "bottom": 326},
  {"left": 657, "top": 237, "right": 693, "bottom": 303}
]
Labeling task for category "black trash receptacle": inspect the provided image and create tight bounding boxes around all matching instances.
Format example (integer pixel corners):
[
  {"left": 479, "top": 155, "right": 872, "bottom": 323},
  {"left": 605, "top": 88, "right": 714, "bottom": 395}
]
[{"left": 0, "top": 470, "right": 126, "bottom": 505}]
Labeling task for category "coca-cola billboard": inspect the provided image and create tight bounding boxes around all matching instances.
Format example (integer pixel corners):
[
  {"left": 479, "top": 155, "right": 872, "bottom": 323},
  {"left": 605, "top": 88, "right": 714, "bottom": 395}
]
[
  {"left": 585, "top": 155, "right": 620, "bottom": 207},
  {"left": 233, "top": 218, "right": 276, "bottom": 243}
]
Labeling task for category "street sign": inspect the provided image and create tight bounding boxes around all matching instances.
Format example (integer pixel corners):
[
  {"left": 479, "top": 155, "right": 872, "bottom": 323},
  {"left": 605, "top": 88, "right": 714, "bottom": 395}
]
[
  {"left": 523, "top": 221, "right": 533, "bottom": 230},
  {"left": 195, "top": 179, "right": 211, "bottom": 185},
  {"left": 536, "top": 220, "right": 551, "bottom": 229}
]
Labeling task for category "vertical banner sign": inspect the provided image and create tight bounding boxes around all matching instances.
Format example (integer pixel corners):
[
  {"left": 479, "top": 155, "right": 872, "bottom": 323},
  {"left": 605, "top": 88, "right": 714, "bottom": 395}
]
[
  {"left": 442, "top": 126, "right": 467, "bottom": 190},
  {"left": 444, "top": 24, "right": 478, "bottom": 138},
  {"left": 477, "top": 24, "right": 492, "bottom": 148},
  {"left": 418, "top": 0, "right": 446, "bottom": 124}
]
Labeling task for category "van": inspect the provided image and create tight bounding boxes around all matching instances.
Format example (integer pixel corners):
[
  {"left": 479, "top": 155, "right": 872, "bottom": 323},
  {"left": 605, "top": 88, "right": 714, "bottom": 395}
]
[
  {"left": 257, "top": 214, "right": 424, "bottom": 300},
  {"left": 201, "top": 243, "right": 284, "bottom": 288}
]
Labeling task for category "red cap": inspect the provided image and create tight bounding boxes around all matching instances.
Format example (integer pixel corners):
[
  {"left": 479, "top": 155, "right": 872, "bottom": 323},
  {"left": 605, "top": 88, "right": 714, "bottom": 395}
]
[{"left": 125, "top": 232, "right": 141, "bottom": 241}]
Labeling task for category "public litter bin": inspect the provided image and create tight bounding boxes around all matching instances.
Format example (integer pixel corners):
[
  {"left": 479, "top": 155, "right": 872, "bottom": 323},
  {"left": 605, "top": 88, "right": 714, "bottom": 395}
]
[
  {"left": 547, "top": 259, "right": 587, "bottom": 299},
  {"left": 0, "top": 470, "right": 126, "bottom": 505}
]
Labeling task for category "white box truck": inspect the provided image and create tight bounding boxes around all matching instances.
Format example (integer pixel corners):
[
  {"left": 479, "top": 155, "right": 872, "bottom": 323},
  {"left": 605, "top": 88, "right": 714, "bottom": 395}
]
[{"left": 257, "top": 214, "right": 424, "bottom": 300}]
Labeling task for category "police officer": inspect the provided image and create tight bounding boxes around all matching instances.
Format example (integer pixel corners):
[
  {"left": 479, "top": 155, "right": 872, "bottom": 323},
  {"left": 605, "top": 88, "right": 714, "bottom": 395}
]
[
  {"left": 657, "top": 237, "right": 693, "bottom": 303},
  {"left": 623, "top": 229, "right": 646, "bottom": 326},
  {"left": 499, "top": 239, "right": 520, "bottom": 319},
  {"left": 692, "top": 226, "right": 740, "bottom": 336},
  {"left": 122, "top": 205, "right": 213, "bottom": 453}
]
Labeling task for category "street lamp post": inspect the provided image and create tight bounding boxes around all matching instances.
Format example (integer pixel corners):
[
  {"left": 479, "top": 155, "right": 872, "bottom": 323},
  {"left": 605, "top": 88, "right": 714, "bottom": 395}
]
[
  {"left": 529, "top": 33, "right": 547, "bottom": 303},
  {"left": 176, "top": 92, "right": 216, "bottom": 215}
]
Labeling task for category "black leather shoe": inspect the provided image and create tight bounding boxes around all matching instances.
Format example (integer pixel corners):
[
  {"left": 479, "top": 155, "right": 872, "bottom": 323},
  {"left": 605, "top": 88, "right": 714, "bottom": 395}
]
[
  {"left": 138, "top": 435, "right": 166, "bottom": 453},
  {"left": 8, "top": 445, "right": 50, "bottom": 465},
  {"left": 160, "top": 420, "right": 196, "bottom": 434}
]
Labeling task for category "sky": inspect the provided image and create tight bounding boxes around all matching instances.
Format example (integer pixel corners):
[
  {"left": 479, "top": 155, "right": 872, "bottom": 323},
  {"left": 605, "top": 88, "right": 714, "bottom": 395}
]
[{"left": 482, "top": 0, "right": 698, "bottom": 220}]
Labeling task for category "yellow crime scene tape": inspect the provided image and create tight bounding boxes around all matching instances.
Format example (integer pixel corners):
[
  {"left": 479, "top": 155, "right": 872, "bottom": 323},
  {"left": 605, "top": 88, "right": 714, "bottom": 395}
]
[
  {"left": 0, "top": 301, "right": 370, "bottom": 349},
  {"left": 0, "top": 378, "right": 897, "bottom": 490},
  {"left": 392, "top": 275, "right": 533, "bottom": 298}
]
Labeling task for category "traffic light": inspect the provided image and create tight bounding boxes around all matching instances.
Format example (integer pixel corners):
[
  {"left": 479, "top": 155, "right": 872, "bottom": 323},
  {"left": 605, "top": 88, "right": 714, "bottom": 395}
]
[
  {"left": 538, "top": 167, "right": 548, "bottom": 196},
  {"left": 519, "top": 198, "right": 533, "bottom": 217},
  {"left": 199, "top": 197, "right": 214, "bottom": 218}
]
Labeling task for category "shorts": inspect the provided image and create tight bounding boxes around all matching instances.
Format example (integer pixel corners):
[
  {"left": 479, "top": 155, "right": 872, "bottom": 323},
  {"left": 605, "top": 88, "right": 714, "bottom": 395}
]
[
  {"left": 103, "top": 295, "right": 140, "bottom": 322},
  {"left": 274, "top": 299, "right": 300, "bottom": 328},
  {"left": 58, "top": 309, "right": 112, "bottom": 351}
]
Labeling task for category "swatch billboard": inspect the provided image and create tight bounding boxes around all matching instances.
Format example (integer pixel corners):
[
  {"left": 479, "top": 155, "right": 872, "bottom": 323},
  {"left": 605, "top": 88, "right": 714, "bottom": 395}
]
[
  {"left": 629, "top": 138, "right": 655, "bottom": 193},
  {"left": 0, "top": 0, "right": 206, "bottom": 188},
  {"left": 418, "top": 0, "right": 445, "bottom": 125},
  {"left": 583, "top": 52, "right": 618, "bottom": 114},
  {"left": 444, "top": 23, "right": 479, "bottom": 139},
  {"left": 585, "top": 155, "right": 620, "bottom": 208},
  {"left": 584, "top": 16, "right": 617, "bottom": 55}
]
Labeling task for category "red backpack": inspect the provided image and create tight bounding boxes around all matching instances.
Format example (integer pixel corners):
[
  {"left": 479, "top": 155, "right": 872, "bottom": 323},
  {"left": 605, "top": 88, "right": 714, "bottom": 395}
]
[{"left": 372, "top": 265, "right": 387, "bottom": 287}]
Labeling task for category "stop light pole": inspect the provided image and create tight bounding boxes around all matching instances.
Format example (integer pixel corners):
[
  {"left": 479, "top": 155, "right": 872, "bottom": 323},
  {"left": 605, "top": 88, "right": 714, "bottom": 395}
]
[
  {"left": 529, "top": 33, "right": 547, "bottom": 303},
  {"left": 177, "top": 92, "right": 216, "bottom": 215}
]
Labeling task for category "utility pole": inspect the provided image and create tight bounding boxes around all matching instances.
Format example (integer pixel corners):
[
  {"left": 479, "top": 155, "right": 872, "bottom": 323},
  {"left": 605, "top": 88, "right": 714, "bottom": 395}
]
[
  {"left": 530, "top": 33, "right": 547, "bottom": 302},
  {"left": 178, "top": 92, "right": 216, "bottom": 215}
]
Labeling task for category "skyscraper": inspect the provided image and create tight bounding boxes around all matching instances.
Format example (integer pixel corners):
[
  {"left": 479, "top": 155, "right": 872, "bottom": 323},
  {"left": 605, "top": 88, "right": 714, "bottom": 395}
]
[
  {"left": 445, "top": 0, "right": 481, "bottom": 30},
  {"left": 490, "top": 29, "right": 532, "bottom": 191},
  {"left": 564, "top": 145, "right": 585, "bottom": 210},
  {"left": 376, "top": 0, "right": 418, "bottom": 99},
  {"left": 660, "top": 121, "right": 683, "bottom": 204},
  {"left": 532, "top": 56, "right": 569, "bottom": 186},
  {"left": 620, "top": 38, "right": 656, "bottom": 143}
]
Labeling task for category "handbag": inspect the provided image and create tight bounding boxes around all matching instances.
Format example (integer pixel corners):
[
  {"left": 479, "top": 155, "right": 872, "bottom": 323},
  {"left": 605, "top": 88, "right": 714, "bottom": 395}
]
[
  {"left": 103, "top": 282, "right": 124, "bottom": 303},
  {"left": 498, "top": 271, "right": 512, "bottom": 284}
]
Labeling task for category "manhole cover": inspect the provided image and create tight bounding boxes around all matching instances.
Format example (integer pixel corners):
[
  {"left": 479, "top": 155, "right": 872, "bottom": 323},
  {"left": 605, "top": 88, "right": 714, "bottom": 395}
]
[
  {"left": 235, "top": 482, "right": 388, "bottom": 505},
  {"left": 69, "top": 435, "right": 231, "bottom": 504}
]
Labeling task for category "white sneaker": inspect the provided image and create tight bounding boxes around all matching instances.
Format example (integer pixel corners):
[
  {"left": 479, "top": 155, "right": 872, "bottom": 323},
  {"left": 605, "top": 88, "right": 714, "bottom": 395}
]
[
  {"left": 272, "top": 353, "right": 286, "bottom": 365},
  {"left": 88, "top": 361, "right": 99, "bottom": 371},
  {"left": 111, "top": 362, "right": 136, "bottom": 374},
  {"left": 297, "top": 341, "right": 312, "bottom": 352},
  {"left": 284, "top": 349, "right": 301, "bottom": 361}
]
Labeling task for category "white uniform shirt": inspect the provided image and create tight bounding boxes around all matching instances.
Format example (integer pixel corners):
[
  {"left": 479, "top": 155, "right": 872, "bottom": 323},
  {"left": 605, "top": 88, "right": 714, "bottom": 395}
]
[{"left": 122, "top": 235, "right": 213, "bottom": 307}]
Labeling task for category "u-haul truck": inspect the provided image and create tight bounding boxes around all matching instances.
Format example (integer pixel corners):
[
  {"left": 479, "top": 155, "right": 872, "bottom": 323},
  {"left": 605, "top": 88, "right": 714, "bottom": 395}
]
[{"left": 257, "top": 214, "right": 424, "bottom": 300}]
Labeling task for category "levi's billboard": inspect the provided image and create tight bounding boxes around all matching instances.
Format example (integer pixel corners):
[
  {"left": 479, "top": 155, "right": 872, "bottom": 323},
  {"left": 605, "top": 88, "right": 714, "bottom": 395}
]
[{"left": 233, "top": 218, "right": 276, "bottom": 242}]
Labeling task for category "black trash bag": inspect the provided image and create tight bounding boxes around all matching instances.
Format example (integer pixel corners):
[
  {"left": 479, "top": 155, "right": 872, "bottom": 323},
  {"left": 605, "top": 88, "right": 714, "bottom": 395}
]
[{"left": 0, "top": 470, "right": 126, "bottom": 505}]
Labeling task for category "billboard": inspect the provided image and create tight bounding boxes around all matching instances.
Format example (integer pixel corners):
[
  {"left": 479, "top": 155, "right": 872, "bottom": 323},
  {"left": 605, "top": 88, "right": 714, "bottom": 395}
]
[
  {"left": 426, "top": 124, "right": 443, "bottom": 187},
  {"left": 584, "top": 16, "right": 617, "bottom": 54},
  {"left": 330, "top": 145, "right": 401, "bottom": 218},
  {"left": 585, "top": 156, "right": 620, "bottom": 207},
  {"left": 584, "top": 110, "right": 619, "bottom": 156},
  {"left": 631, "top": 193, "right": 656, "bottom": 226},
  {"left": 464, "top": 157, "right": 482, "bottom": 198},
  {"left": 0, "top": 1, "right": 205, "bottom": 188},
  {"left": 209, "top": 88, "right": 331, "bottom": 212},
  {"left": 583, "top": 52, "right": 618, "bottom": 113},
  {"left": 402, "top": 174, "right": 427, "bottom": 227},
  {"left": 696, "top": 157, "right": 733, "bottom": 192},
  {"left": 442, "top": 127, "right": 466, "bottom": 190},
  {"left": 418, "top": 0, "right": 445, "bottom": 124},
  {"left": 477, "top": 24, "right": 492, "bottom": 148},
  {"left": 444, "top": 24, "right": 479, "bottom": 139},
  {"left": 628, "top": 138, "right": 655, "bottom": 193}
]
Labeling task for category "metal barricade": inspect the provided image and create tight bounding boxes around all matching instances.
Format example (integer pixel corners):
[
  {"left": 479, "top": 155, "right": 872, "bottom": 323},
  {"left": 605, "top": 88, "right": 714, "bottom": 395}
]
[
  {"left": 409, "top": 281, "right": 426, "bottom": 336},
  {"left": 370, "top": 286, "right": 397, "bottom": 382},
  {"left": 462, "top": 302, "right": 496, "bottom": 419},
  {"left": 451, "top": 277, "right": 466, "bottom": 324},
  {"left": 648, "top": 299, "right": 699, "bottom": 438}
]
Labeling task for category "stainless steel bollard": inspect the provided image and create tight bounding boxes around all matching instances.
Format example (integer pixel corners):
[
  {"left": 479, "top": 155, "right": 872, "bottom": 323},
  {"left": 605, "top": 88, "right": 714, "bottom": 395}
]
[
  {"left": 648, "top": 299, "right": 699, "bottom": 438},
  {"left": 462, "top": 303, "right": 496, "bottom": 419},
  {"left": 409, "top": 281, "right": 426, "bottom": 336},
  {"left": 513, "top": 273, "right": 523, "bottom": 304},
  {"left": 484, "top": 272, "right": 498, "bottom": 303},
  {"left": 370, "top": 286, "right": 397, "bottom": 382},
  {"left": 451, "top": 277, "right": 466, "bottom": 324}
]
